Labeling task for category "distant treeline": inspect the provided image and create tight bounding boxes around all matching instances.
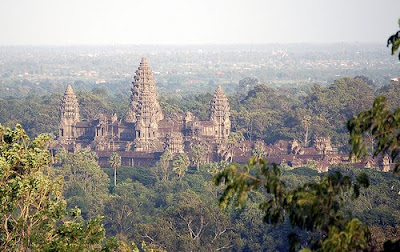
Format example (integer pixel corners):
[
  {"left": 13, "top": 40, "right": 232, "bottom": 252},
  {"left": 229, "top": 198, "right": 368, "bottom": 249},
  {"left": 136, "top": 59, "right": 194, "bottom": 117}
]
[{"left": 1, "top": 75, "right": 400, "bottom": 152}]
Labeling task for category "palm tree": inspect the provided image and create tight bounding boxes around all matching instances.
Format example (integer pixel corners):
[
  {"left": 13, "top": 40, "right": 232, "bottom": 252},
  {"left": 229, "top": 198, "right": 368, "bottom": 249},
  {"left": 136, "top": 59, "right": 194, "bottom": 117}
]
[
  {"left": 172, "top": 153, "right": 190, "bottom": 181},
  {"left": 109, "top": 152, "right": 121, "bottom": 187},
  {"left": 191, "top": 144, "right": 206, "bottom": 171}
]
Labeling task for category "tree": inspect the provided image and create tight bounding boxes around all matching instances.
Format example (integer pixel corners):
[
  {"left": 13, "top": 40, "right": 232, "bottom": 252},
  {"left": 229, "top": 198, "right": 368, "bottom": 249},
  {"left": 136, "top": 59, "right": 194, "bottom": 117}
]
[
  {"left": 136, "top": 190, "right": 239, "bottom": 251},
  {"left": 77, "top": 91, "right": 112, "bottom": 120},
  {"left": 302, "top": 115, "right": 311, "bottom": 146},
  {"left": 387, "top": 19, "right": 400, "bottom": 60},
  {"left": 153, "top": 151, "right": 173, "bottom": 182},
  {"left": 104, "top": 179, "right": 138, "bottom": 238},
  {"left": 348, "top": 96, "right": 400, "bottom": 175},
  {"left": 0, "top": 124, "right": 64, "bottom": 250},
  {"left": 55, "top": 148, "right": 110, "bottom": 219},
  {"left": 191, "top": 144, "right": 207, "bottom": 171},
  {"left": 214, "top": 158, "right": 370, "bottom": 251},
  {"left": 172, "top": 153, "right": 190, "bottom": 181},
  {"left": 227, "top": 132, "right": 244, "bottom": 160},
  {"left": 109, "top": 152, "right": 122, "bottom": 187},
  {"left": 376, "top": 79, "right": 400, "bottom": 110},
  {"left": 347, "top": 90, "right": 400, "bottom": 249},
  {"left": 0, "top": 124, "right": 119, "bottom": 251}
]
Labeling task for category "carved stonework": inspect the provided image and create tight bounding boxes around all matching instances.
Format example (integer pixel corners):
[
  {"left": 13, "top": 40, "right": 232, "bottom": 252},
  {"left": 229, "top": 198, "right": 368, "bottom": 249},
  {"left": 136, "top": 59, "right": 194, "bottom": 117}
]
[
  {"left": 165, "top": 132, "right": 184, "bottom": 154},
  {"left": 288, "top": 139, "right": 303, "bottom": 155},
  {"left": 59, "top": 85, "right": 80, "bottom": 144},
  {"left": 126, "top": 57, "right": 163, "bottom": 123},
  {"left": 57, "top": 59, "right": 232, "bottom": 166},
  {"left": 210, "top": 86, "right": 231, "bottom": 140},
  {"left": 125, "top": 58, "right": 164, "bottom": 152},
  {"left": 381, "top": 155, "right": 391, "bottom": 172},
  {"left": 314, "top": 137, "right": 334, "bottom": 155}
]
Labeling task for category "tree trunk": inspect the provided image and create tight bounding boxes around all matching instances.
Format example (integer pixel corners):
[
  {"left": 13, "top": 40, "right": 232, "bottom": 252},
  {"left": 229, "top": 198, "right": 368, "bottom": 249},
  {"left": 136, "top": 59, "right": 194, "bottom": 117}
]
[{"left": 114, "top": 166, "right": 117, "bottom": 187}]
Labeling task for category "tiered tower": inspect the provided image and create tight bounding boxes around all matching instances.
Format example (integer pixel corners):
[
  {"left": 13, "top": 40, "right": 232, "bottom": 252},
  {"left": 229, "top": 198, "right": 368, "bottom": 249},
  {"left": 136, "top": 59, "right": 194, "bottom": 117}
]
[
  {"left": 59, "top": 85, "right": 80, "bottom": 144},
  {"left": 210, "top": 86, "right": 231, "bottom": 140},
  {"left": 126, "top": 58, "right": 164, "bottom": 151}
]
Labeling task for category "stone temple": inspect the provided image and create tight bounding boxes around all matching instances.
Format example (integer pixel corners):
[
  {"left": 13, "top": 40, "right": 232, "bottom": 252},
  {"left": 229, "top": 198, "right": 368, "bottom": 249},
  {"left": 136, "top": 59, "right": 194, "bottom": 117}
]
[
  {"left": 57, "top": 58, "right": 393, "bottom": 172},
  {"left": 58, "top": 58, "right": 232, "bottom": 166}
]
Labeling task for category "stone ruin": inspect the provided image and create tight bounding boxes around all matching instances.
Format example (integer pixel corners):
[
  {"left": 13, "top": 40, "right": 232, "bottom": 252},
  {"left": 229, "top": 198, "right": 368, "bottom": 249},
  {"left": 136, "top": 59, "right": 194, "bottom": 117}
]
[
  {"left": 57, "top": 58, "right": 231, "bottom": 167},
  {"left": 56, "top": 58, "right": 394, "bottom": 172}
]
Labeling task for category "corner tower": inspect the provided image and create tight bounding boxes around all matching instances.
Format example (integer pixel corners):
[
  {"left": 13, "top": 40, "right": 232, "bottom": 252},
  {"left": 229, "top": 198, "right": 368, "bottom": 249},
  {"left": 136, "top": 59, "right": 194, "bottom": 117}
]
[
  {"left": 126, "top": 58, "right": 164, "bottom": 152},
  {"left": 59, "top": 85, "right": 80, "bottom": 144},
  {"left": 210, "top": 86, "right": 231, "bottom": 140}
]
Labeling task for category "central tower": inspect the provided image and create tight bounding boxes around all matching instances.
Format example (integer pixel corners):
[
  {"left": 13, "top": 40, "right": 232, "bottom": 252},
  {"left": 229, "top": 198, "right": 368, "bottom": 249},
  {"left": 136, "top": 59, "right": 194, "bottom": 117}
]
[
  {"left": 126, "top": 58, "right": 164, "bottom": 152},
  {"left": 210, "top": 86, "right": 231, "bottom": 140}
]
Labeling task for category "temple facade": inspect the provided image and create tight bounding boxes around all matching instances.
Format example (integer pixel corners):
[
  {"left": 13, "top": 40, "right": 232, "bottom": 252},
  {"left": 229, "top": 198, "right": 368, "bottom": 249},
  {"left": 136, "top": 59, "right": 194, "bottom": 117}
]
[
  {"left": 57, "top": 58, "right": 393, "bottom": 172},
  {"left": 58, "top": 58, "right": 232, "bottom": 167}
]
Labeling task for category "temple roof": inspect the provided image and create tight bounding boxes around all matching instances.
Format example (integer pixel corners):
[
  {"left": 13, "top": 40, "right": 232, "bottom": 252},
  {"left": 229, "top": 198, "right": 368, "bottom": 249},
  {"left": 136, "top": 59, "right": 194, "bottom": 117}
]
[
  {"left": 65, "top": 84, "right": 74, "bottom": 95},
  {"left": 215, "top": 85, "right": 224, "bottom": 95},
  {"left": 126, "top": 58, "right": 164, "bottom": 124},
  {"left": 60, "top": 84, "right": 80, "bottom": 122},
  {"left": 140, "top": 57, "right": 148, "bottom": 65},
  {"left": 210, "top": 85, "right": 230, "bottom": 121}
]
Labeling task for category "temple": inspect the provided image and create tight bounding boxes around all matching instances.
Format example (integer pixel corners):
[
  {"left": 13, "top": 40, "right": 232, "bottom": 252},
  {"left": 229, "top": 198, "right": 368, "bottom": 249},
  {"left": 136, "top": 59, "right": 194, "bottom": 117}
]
[
  {"left": 58, "top": 58, "right": 232, "bottom": 167},
  {"left": 57, "top": 58, "right": 393, "bottom": 172}
]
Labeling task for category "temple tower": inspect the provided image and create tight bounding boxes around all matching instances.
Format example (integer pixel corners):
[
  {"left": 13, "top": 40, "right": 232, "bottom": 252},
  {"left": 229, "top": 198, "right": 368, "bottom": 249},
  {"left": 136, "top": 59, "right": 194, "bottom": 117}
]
[
  {"left": 59, "top": 85, "right": 80, "bottom": 144},
  {"left": 126, "top": 58, "right": 164, "bottom": 152},
  {"left": 210, "top": 86, "right": 231, "bottom": 140}
]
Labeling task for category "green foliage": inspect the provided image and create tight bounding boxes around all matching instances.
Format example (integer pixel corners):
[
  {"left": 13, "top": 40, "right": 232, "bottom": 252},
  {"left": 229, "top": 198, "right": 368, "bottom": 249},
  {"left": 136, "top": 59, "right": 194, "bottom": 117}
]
[
  {"left": 214, "top": 158, "right": 371, "bottom": 250},
  {"left": 0, "top": 124, "right": 120, "bottom": 251},
  {"left": 160, "top": 93, "right": 213, "bottom": 120},
  {"left": 301, "top": 218, "right": 370, "bottom": 252},
  {"left": 252, "top": 142, "right": 267, "bottom": 158},
  {"left": 104, "top": 179, "right": 138, "bottom": 238},
  {"left": 348, "top": 96, "right": 400, "bottom": 174},
  {"left": 103, "top": 165, "right": 156, "bottom": 186},
  {"left": 303, "top": 78, "right": 375, "bottom": 147},
  {"left": 109, "top": 152, "right": 122, "bottom": 187},
  {"left": 191, "top": 144, "right": 207, "bottom": 170},
  {"left": 172, "top": 153, "right": 190, "bottom": 181},
  {"left": 136, "top": 190, "right": 240, "bottom": 252},
  {"left": 387, "top": 19, "right": 400, "bottom": 60},
  {"left": 77, "top": 91, "right": 112, "bottom": 120},
  {"left": 0, "top": 90, "right": 130, "bottom": 139},
  {"left": 229, "top": 77, "right": 375, "bottom": 148},
  {"left": 55, "top": 148, "right": 110, "bottom": 219},
  {"left": 2, "top": 125, "right": 394, "bottom": 251},
  {"left": 109, "top": 152, "right": 122, "bottom": 170},
  {"left": 45, "top": 211, "right": 106, "bottom": 251},
  {"left": 0, "top": 124, "right": 64, "bottom": 250},
  {"left": 153, "top": 151, "right": 173, "bottom": 182},
  {"left": 0, "top": 94, "right": 61, "bottom": 137},
  {"left": 376, "top": 79, "right": 400, "bottom": 110}
]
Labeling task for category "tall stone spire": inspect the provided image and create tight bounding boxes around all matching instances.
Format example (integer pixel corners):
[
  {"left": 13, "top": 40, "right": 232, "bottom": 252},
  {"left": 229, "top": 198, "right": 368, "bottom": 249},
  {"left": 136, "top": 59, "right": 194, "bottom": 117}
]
[
  {"left": 126, "top": 58, "right": 164, "bottom": 151},
  {"left": 126, "top": 57, "right": 163, "bottom": 123},
  {"left": 59, "top": 85, "right": 80, "bottom": 143},
  {"left": 210, "top": 86, "right": 231, "bottom": 140}
]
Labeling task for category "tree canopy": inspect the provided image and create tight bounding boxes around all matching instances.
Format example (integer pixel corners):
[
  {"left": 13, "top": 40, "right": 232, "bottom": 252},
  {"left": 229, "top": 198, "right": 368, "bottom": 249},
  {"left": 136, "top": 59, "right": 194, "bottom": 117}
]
[
  {"left": 0, "top": 125, "right": 113, "bottom": 251},
  {"left": 387, "top": 19, "right": 400, "bottom": 60}
]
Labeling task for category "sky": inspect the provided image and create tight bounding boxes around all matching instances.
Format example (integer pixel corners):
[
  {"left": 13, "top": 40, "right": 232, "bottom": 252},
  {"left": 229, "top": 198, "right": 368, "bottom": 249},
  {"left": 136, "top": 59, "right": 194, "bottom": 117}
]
[{"left": 0, "top": 0, "right": 399, "bottom": 45}]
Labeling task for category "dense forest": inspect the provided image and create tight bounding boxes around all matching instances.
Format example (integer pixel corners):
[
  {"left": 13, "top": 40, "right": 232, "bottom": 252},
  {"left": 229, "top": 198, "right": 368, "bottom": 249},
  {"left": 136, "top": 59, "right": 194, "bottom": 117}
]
[
  {"left": 0, "top": 75, "right": 397, "bottom": 148},
  {"left": 0, "top": 75, "right": 399, "bottom": 251}
]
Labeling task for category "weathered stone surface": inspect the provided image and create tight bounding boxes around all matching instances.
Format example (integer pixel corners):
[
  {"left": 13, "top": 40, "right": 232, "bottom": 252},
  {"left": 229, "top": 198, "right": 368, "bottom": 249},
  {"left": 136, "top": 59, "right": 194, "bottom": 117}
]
[
  {"left": 57, "top": 59, "right": 231, "bottom": 166},
  {"left": 59, "top": 84, "right": 80, "bottom": 144},
  {"left": 210, "top": 85, "right": 231, "bottom": 140},
  {"left": 56, "top": 59, "right": 391, "bottom": 172}
]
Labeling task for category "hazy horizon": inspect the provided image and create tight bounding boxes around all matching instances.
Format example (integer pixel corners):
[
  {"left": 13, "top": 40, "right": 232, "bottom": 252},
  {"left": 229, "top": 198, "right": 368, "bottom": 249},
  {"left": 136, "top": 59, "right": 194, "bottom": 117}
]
[{"left": 1, "top": 0, "right": 399, "bottom": 46}]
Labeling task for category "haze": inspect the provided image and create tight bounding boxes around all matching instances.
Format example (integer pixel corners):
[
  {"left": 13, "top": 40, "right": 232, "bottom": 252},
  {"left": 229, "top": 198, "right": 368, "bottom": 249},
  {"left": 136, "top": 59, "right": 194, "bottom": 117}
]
[{"left": 0, "top": 0, "right": 399, "bottom": 45}]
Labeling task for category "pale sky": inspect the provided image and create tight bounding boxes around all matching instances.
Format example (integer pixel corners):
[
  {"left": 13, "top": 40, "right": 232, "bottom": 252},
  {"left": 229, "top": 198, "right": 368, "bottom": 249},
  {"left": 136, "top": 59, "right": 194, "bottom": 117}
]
[{"left": 0, "top": 0, "right": 399, "bottom": 45}]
